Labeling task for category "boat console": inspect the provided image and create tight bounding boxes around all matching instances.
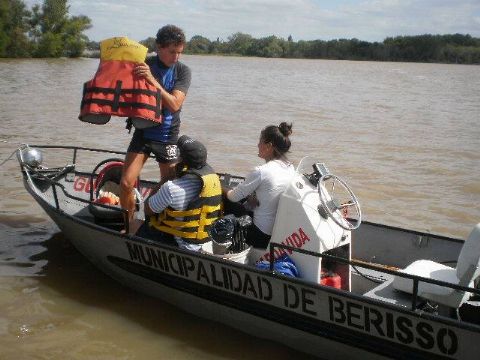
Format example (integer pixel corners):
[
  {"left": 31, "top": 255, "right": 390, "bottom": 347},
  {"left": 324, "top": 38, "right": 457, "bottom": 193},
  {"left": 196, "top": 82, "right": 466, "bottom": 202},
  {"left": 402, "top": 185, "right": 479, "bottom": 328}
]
[{"left": 251, "top": 157, "right": 362, "bottom": 289}]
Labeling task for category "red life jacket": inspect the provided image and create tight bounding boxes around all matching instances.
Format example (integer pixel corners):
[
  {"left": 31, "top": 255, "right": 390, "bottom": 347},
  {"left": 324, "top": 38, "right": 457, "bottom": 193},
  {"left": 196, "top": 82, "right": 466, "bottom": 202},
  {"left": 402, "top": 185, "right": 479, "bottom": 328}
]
[{"left": 79, "top": 60, "right": 162, "bottom": 128}]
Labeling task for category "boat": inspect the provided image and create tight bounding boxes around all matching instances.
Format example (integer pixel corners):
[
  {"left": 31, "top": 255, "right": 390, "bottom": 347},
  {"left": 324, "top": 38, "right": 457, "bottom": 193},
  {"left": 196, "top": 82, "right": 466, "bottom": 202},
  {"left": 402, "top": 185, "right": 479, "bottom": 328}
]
[{"left": 16, "top": 144, "right": 480, "bottom": 359}]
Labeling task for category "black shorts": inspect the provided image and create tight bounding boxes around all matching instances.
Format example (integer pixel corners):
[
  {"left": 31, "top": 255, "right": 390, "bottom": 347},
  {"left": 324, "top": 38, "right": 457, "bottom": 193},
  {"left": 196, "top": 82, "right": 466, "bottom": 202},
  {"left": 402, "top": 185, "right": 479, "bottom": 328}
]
[
  {"left": 127, "top": 129, "right": 178, "bottom": 163},
  {"left": 246, "top": 223, "right": 271, "bottom": 249}
]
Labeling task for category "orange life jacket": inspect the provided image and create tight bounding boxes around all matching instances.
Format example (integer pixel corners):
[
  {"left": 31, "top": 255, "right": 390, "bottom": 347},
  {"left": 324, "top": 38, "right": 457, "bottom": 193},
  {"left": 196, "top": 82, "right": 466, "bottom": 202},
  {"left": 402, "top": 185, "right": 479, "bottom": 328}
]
[
  {"left": 79, "top": 60, "right": 162, "bottom": 127},
  {"left": 79, "top": 37, "right": 162, "bottom": 128}
]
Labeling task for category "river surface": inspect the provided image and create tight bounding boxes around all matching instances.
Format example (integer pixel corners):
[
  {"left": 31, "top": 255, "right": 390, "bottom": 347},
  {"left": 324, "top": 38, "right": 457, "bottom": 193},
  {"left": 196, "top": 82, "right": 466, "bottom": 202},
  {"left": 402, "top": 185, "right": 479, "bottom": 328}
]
[{"left": 0, "top": 55, "right": 479, "bottom": 359}]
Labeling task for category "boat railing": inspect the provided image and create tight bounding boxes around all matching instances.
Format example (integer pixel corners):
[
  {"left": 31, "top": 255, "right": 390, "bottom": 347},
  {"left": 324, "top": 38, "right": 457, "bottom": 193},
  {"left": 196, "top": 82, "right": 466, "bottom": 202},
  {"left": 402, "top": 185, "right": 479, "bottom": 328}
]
[
  {"left": 36, "top": 173, "right": 132, "bottom": 233},
  {"left": 19, "top": 149, "right": 132, "bottom": 233},
  {"left": 27, "top": 144, "right": 129, "bottom": 164},
  {"left": 269, "top": 242, "right": 480, "bottom": 311}
]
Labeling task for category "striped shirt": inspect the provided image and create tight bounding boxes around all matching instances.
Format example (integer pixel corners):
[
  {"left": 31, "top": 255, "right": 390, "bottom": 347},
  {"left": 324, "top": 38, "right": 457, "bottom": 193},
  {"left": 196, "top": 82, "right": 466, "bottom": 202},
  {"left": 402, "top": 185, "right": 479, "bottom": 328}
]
[{"left": 149, "top": 177, "right": 203, "bottom": 213}]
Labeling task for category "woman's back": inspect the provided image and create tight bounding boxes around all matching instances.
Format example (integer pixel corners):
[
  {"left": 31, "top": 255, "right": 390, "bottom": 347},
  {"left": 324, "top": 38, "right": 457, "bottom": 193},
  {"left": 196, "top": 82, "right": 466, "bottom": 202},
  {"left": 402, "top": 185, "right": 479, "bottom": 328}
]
[{"left": 253, "top": 159, "right": 295, "bottom": 235}]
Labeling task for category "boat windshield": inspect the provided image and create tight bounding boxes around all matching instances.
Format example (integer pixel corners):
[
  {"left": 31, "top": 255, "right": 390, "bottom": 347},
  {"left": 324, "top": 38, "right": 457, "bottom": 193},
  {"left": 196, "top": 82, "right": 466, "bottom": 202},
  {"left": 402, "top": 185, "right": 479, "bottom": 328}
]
[{"left": 296, "top": 156, "right": 329, "bottom": 176}]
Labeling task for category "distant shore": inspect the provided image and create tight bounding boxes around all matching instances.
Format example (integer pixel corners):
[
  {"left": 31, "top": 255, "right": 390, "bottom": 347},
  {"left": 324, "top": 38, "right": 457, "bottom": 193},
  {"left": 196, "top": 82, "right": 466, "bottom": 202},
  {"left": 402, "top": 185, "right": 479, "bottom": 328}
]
[
  {"left": 81, "top": 33, "right": 480, "bottom": 65},
  {"left": 81, "top": 50, "right": 479, "bottom": 65}
]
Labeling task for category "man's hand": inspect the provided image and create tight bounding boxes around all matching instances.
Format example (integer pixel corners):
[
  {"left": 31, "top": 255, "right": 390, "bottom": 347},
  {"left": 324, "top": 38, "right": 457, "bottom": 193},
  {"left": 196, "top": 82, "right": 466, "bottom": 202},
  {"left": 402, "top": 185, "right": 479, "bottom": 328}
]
[{"left": 134, "top": 62, "right": 161, "bottom": 88}]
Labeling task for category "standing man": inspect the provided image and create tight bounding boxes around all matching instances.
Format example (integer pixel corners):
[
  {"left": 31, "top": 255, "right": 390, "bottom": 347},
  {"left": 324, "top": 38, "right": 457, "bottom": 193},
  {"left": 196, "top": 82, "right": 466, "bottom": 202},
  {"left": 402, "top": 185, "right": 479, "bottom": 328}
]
[{"left": 120, "top": 25, "right": 191, "bottom": 222}]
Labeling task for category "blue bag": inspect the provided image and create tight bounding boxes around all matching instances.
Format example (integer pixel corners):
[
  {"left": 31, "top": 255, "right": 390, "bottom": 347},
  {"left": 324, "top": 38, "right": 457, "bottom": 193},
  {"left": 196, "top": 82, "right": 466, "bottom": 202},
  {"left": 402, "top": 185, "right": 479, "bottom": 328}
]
[{"left": 256, "top": 254, "right": 300, "bottom": 278}]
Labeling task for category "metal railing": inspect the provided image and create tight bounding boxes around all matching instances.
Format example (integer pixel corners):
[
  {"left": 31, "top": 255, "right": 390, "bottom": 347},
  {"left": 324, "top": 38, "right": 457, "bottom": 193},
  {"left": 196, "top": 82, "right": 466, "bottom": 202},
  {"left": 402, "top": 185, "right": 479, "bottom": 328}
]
[
  {"left": 268, "top": 242, "right": 480, "bottom": 311},
  {"left": 19, "top": 145, "right": 131, "bottom": 233}
]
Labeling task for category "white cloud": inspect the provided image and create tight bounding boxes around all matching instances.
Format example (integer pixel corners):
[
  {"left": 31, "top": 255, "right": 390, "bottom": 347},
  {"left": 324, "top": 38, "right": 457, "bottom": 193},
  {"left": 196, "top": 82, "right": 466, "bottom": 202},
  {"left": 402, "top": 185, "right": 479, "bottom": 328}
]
[{"left": 23, "top": 0, "right": 480, "bottom": 42}]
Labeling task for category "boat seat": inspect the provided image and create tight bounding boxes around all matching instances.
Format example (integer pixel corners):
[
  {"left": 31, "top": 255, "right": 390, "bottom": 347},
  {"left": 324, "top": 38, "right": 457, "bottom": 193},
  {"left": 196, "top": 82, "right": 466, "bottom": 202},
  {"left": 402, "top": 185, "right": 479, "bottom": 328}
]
[
  {"left": 363, "top": 277, "right": 411, "bottom": 308},
  {"left": 391, "top": 223, "right": 480, "bottom": 309},
  {"left": 88, "top": 159, "right": 139, "bottom": 227}
]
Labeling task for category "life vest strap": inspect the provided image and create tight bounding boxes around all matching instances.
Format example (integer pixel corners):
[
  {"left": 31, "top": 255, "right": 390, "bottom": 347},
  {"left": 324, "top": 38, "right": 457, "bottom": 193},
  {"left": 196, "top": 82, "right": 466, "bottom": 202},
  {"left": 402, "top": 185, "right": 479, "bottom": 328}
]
[
  {"left": 154, "top": 225, "right": 199, "bottom": 239},
  {"left": 165, "top": 208, "right": 201, "bottom": 217},
  {"left": 82, "top": 98, "right": 162, "bottom": 118},
  {"left": 84, "top": 85, "right": 161, "bottom": 97},
  {"left": 165, "top": 204, "right": 220, "bottom": 218},
  {"left": 155, "top": 90, "right": 161, "bottom": 118},
  {"left": 151, "top": 224, "right": 210, "bottom": 241},
  {"left": 161, "top": 216, "right": 216, "bottom": 229},
  {"left": 112, "top": 80, "right": 122, "bottom": 111},
  {"left": 83, "top": 79, "right": 162, "bottom": 118}
]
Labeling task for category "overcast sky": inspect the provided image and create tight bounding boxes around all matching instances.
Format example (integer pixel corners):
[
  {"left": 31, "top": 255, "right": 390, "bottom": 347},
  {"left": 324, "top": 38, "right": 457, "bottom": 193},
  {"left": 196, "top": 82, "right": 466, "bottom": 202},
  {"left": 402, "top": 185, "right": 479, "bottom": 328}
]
[{"left": 24, "top": 0, "right": 480, "bottom": 42}]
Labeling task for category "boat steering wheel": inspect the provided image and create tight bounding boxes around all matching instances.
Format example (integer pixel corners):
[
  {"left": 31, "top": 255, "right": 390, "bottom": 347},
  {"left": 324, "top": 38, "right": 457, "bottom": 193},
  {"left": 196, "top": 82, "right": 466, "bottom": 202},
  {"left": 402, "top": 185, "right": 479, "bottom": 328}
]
[{"left": 317, "top": 174, "right": 362, "bottom": 230}]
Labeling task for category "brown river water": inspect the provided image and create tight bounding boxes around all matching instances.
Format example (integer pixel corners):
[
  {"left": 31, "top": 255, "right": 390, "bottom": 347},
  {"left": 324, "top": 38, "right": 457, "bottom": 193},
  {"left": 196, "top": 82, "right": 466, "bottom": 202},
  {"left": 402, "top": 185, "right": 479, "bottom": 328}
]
[{"left": 0, "top": 55, "right": 479, "bottom": 359}]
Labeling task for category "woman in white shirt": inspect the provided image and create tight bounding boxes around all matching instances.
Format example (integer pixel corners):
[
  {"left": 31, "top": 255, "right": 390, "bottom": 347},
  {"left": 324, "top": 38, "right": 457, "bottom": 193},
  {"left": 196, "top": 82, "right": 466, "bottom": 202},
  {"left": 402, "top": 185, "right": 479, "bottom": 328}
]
[{"left": 224, "top": 122, "right": 295, "bottom": 249}]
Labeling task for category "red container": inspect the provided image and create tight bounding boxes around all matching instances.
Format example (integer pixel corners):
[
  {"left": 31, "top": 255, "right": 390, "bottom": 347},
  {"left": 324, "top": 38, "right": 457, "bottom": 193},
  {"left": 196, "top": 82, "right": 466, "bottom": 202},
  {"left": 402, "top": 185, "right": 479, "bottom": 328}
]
[{"left": 320, "top": 271, "right": 342, "bottom": 289}]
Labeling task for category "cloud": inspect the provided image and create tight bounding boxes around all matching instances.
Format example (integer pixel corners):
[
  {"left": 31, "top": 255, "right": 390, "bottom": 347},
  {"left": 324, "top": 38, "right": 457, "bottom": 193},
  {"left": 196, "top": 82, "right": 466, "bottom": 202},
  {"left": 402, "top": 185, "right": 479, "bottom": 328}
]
[{"left": 23, "top": 0, "right": 480, "bottom": 42}]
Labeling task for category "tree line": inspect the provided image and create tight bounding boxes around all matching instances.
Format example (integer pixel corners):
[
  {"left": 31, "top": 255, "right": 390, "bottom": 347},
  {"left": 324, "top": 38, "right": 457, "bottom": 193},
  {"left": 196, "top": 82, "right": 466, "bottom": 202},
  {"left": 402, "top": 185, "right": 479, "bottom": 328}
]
[
  {"left": 0, "top": 0, "right": 91, "bottom": 57},
  {"left": 133, "top": 32, "right": 480, "bottom": 65},
  {"left": 181, "top": 33, "right": 480, "bottom": 64},
  {"left": 1, "top": 0, "right": 479, "bottom": 64}
]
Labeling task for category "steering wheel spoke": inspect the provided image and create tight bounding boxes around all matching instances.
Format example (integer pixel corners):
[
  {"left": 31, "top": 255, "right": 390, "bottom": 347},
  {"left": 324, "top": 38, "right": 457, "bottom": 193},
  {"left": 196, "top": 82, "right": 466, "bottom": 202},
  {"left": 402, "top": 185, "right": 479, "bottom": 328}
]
[
  {"left": 318, "top": 174, "right": 362, "bottom": 230},
  {"left": 339, "top": 200, "right": 355, "bottom": 209}
]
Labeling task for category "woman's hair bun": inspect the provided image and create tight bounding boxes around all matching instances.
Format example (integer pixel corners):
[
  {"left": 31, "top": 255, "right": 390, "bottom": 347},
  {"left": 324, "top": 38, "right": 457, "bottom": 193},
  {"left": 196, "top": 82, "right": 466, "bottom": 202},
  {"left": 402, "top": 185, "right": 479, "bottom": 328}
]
[{"left": 278, "top": 122, "right": 293, "bottom": 137}]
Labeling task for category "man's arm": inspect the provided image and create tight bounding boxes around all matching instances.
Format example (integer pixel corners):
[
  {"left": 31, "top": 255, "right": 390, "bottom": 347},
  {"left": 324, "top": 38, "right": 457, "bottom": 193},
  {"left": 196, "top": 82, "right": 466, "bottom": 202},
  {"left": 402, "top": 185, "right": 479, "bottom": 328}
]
[
  {"left": 144, "top": 182, "right": 174, "bottom": 217},
  {"left": 144, "top": 198, "right": 155, "bottom": 216}
]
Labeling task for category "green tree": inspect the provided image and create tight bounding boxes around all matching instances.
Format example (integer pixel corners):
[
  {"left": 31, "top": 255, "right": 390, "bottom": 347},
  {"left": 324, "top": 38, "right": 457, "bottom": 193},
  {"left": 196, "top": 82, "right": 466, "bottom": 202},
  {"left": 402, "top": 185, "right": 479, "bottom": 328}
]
[
  {"left": 294, "top": 40, "right": 315, "bottom": 58},
  {"left": 140, "top": 37, "right": 156, "bottom": 52},
  {"left": 0, "top": 0, "right": 32, "bottom": 57},
  {"left": 209, "top": 37, "right": 228, "bottom": 54},
  {"left": 249, "top": 36, "right": 286, "bottom": 58},
  {"left": 227, "top": 32, "right": 253, "bottom": 55},
  {"left": 29, "top": 0, "right": 91, "bottom": 57},
  {"left": 62, "top": 15, "right": 91, "bottom": 57},
  {"left": 261, "top": 36, "right": 286, "bottom": 58},
  {"left": 186, "top": 35, "right": 211, "bottom": 54}
]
